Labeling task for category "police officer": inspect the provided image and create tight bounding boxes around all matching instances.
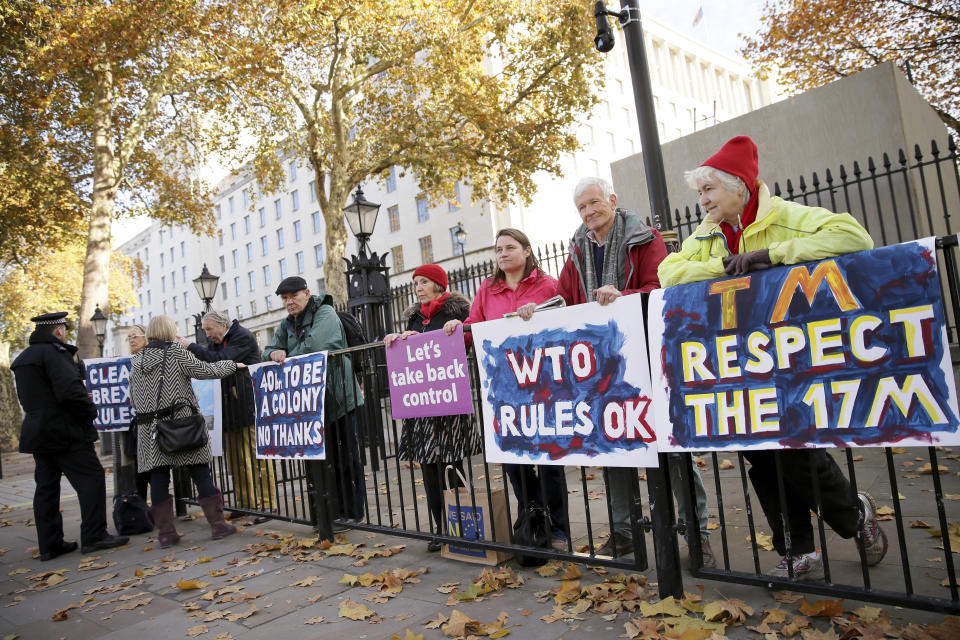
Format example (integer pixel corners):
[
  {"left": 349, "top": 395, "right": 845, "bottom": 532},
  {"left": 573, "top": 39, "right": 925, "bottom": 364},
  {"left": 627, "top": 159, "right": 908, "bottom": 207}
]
[{"left": 11, "top": 312, "right": 129, "bottom": 560}]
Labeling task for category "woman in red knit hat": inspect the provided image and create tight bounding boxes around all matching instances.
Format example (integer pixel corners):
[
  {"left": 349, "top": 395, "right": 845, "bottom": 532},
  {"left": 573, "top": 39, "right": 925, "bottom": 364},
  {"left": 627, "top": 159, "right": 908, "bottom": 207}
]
[
  {"left": 384, "top": 264, "right": 482, "bottom": 551},
  {"left": 658, "top": 136, "right": 886, "bottom": 581}
]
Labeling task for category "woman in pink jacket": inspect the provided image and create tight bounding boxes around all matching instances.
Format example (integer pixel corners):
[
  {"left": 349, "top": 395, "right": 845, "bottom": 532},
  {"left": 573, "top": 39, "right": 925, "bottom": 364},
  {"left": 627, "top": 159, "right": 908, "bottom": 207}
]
[{"left": 443, "top": 228, "right": 570, "bottom": 551}]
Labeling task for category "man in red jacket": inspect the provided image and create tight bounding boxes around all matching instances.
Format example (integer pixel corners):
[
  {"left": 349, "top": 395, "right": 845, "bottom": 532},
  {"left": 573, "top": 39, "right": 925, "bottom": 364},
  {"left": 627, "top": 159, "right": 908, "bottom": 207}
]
[{"left": 557, "top": 177, "right": 715, "bottom": 568}]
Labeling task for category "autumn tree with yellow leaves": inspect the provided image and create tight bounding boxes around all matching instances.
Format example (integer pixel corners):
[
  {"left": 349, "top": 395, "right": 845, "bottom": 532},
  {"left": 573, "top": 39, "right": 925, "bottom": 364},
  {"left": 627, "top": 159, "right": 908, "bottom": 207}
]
[
  {"left": 741, "top": 0, "right": 960, "bottom": 138},
  {"left": 210, "top": 0, "right": 604, "bottom": 304},
  {"left": 1, "top": 0, "right": 239, "bottom": 357}
]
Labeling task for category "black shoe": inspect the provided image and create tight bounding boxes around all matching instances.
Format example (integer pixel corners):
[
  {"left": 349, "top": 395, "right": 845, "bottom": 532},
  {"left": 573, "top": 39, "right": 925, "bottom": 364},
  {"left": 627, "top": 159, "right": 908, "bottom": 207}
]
[
  {"left": 40, "top": 540, "right": 78, "bottom": 561},
  {"left": 253, "top": 515, "right": 272, "bottom": 524},
  {"left": 427, "top": 539, "right": 442, "bottom": 552},
  {"left": 81, "top": 533, "right": 130, "bottom": 554}
]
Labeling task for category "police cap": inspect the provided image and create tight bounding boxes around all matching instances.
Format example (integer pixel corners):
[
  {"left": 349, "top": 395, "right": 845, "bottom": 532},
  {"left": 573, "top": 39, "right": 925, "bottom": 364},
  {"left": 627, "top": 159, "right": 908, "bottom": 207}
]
[{"left": 30, "top": 312, "right": 69, "bottom": 326}]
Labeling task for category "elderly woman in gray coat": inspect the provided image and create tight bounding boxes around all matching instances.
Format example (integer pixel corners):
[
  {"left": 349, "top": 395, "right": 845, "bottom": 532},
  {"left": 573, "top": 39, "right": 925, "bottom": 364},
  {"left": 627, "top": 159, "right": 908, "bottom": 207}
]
[{"left": 129, "top": 315, "right": 244, "bottom": 548}]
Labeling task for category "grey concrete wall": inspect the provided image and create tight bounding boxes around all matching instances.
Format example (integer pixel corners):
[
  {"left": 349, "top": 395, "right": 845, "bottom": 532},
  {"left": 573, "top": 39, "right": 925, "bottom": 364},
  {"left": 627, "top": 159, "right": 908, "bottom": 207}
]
[{"left": 611, "top": 62, "right": 955, "bottom": 246}]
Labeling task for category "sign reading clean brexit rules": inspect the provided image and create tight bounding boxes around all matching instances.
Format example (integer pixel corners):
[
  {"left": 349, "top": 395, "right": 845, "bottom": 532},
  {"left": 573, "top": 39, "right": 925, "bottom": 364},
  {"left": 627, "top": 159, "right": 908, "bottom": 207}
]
[
  {"left": 248, "top": 352, "right": 327, "bottom": 459},
  {"left": 85, "top": 357, "right": 134, "bottom": 432},
  {"left": 472, "top": 294, "right": 658, "bottom": 467},
  {"left": 649, "top": 237, "right": 960, "bottom": 452},
  {"left": 384, "top": 325, "right": 473, "bottom": 419}
]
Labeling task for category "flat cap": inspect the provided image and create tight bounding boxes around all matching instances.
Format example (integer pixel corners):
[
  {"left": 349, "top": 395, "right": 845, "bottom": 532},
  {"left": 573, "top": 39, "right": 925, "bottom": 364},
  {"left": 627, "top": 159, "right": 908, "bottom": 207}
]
[
  {"left": 31, "top": 312, "right": 68, "bottom": 326},
  {"left": 275, "top": 276, "right": 308, "bottom": 295}
]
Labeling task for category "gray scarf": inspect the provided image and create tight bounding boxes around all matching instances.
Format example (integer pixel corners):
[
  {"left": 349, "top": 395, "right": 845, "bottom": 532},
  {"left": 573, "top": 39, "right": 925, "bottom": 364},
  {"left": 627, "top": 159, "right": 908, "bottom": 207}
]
[{"left": 581, "top": 210, "right": 628, "bottom": 302}]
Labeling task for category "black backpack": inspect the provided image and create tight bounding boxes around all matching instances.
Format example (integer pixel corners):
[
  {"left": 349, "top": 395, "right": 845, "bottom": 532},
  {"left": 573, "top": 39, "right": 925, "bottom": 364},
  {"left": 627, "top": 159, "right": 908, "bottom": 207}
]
[
  {"left": 112, "top": 492, "right": 153, "bottom": 536},
  {"left": 336, "top": 311, "right": 368, "bottom": 374}
]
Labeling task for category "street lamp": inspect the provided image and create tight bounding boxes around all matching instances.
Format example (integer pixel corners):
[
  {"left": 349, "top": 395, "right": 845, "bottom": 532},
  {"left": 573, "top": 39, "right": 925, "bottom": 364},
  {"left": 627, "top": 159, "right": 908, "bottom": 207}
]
[
  {"left": 192, "top": 264, "right": 220, "bottom": 347},
  {"left": 343, "top": 185, "right": 381, "bottom": 254},
  {"left": 90, "top": 304, "right": 108, "bottom": 357},
  {"left": 454, "top": 222, "right": 467, "bottom": 271}
]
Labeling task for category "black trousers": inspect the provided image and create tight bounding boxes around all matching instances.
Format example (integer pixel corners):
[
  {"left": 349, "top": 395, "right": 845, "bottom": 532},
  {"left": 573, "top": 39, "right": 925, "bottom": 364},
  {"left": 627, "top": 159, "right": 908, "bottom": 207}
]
[
  {"left": 504, "top": 464, "right": 569, "bottom": 539},
  {"left": 33, "top": 443, "right": 108, "bottom": 552},
  {"left": 326, "top": 412, "right": 366, "bottom": 521},
  {"left": 744, "top": 449, "right": 861, "bottom": 556}
]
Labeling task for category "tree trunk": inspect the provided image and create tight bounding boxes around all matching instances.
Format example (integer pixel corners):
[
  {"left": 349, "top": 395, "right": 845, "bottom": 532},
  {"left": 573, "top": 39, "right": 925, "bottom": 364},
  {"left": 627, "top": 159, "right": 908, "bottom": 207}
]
[
  {"left": 319, "top": 176, "right": 351, "bottom": 306},
  {"left": 0, "top": 343, "right": 21, "bottom": 453},
  {"left": 78, "top": 61, "right": 116, "bottom": 359}
]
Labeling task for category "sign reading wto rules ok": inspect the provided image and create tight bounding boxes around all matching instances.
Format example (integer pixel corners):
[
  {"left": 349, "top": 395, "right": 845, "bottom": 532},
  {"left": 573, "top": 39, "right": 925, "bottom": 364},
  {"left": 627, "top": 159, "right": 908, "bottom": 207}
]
[
  {"left": 649, "top": 237, "right": 960, "bottom": 452},
  {"left": 472, "top": 294, "right": 658, "bottom": 467},
  {"left": 384, "top": 325, "right": 473, "bottom": 419},
  {"left": 248, "top": 352, "right": 328, "bottom": 459},
  {"left": 85, "top": 356, "right": 134, "bottom": 432}
]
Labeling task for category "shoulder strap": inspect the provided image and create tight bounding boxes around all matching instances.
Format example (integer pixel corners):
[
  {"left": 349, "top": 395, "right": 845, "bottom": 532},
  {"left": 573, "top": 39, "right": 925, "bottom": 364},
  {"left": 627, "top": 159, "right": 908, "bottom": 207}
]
[{"left": 154, "top": 344, "right": 171, "bottom": 410}]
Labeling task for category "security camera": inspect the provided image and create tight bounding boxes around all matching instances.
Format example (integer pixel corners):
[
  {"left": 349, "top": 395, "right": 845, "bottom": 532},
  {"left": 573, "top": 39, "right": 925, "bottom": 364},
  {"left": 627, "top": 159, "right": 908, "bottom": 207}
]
[{"left": 594, "top": 1, "right": 616, "bottom": 53}]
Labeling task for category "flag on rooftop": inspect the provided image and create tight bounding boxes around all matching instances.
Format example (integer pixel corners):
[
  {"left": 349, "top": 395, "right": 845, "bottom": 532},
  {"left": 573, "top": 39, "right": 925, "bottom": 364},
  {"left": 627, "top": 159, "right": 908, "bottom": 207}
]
[{"left": 692, "top": 6, "right": 704, "bottom": 27}]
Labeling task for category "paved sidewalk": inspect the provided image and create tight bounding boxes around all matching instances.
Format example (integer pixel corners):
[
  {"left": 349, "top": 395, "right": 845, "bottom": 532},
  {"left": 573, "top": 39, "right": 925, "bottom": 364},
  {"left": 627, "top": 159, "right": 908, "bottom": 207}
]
[{"left": 0, "top": 450, "right": 954, "bottom": 640}]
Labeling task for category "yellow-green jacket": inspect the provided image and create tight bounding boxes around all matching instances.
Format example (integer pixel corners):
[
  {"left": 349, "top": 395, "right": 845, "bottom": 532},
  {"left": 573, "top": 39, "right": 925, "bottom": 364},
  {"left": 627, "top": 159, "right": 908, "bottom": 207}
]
[{"left": 658, "top": 182, "right": 874, "bottom": 287}]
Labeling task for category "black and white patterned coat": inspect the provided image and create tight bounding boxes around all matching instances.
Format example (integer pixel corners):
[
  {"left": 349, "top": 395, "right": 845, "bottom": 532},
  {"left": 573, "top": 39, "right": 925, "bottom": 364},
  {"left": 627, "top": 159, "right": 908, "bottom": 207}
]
[{"left": 130, "top": 341, "right": 237, "bottom": 472}]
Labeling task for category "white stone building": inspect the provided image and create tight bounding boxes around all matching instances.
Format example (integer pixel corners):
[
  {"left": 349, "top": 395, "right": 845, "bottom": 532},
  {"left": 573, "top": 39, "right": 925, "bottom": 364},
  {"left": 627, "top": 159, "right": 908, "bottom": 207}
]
[{"left": 107, "top": 14, "right": 773, "bottom": 356}]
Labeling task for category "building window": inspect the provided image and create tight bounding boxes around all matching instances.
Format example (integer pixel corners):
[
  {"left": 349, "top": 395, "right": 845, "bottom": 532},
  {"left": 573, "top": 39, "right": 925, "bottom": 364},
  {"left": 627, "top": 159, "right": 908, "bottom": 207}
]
[
  {"left": 236, "top": 305, "right": 243, "bottom": 320},
  {"left": 163, "top": 300, "right": 167, "bottom": 313},
  {"left": 391, "top": 245, "right": 405, "bottom": 272},
  {"left": 314, "top": 243, "right": 324, "bottom": 267},
  {"left": 416, "top": 197, "right": 429, "bottom": 223},
  {"left": 232, "top": 249, "right": 238, "bottom": 268},
  {"left": 388, "top": 205, "right": 400, "bottom": 232},
  {"left": 161, "top": 275, "right": 166, "bottom": 292},
  {"left": 316, "top": 278, "right": 326, "bottom": 294},
  {"left": 180, "top": 241, "right": 185, "bottom": 257},
  {"left": 234, "top": 276, "right": 240, "bottom": 296},
  {"left": 419, "top": 235, "right": 433, "bottom": 263},
  {"left": 263, "top": 265, "right": 271, "bottom": 286},
  {"left": 312, "top": 211, "right": 322, "bottom": 233},
  {"left": 260, "top": 236, "right": 268, "bottom": 255},
  {"left": 448, "top": 182, "right": 461, "bottom": 211},
  {"left": 218, "top": 231, "right": 223, "bottom": 247},
  {"left": 147, "top": 290, "right": 152, "bottom": 304},
  {"left": 171, "top": 271, "right": 176, "bottom": 286},
  {"left": 246, "top": 242, "right": 253, "bottom": 262},
  {"left": 250, "top": 300, "right": 257, "bottom": 316},
  {"left": 279, "top": 258, "right": 287, "bottom": 278},
  {"left": 288, "top": 160, "right": 297, "bottom": 181},
  {"left": 215, "top": 204, "right": 221, "bottom": 220},
  {"left": 244, "top": 215, "right": 251, "bottom": 234},
  {"left": 183, "top": 292, "right": 188, "bottom": 307},
  {"left": 228, "top": 196, "right": 235, "bottom": 214},
  {"left": 265, "top": 295, "right": 273, "bottom": 310},
  {"left": 386, "top": 166, "right": 397, "bottom": 193},
  {"left": 291, "top": 189, "right": 299, "bottom": 211},
  {"left": 450, "top": 226, "right": 465, "bottom": 256},
  {"left": 274, "top": 199, "right": 282, "bottom": 219},
  {"left": 295, "top": 251, "right": 304, "bottom": 274},
  {"left": 276, "top": 228, "right": 285, "bottom": 249},
  {"left": 172, "top": 297, "right": 178, "bottom": 312},
  {"left": 242, "top": 187, "right": 249, "bottom": 208},
  {"left": 608, "top": 131, "right": 616, "bottom": 153},
  {"left": 181, "top": 266, "right": 186, "bottom": 281},
  {"left": 160, "top": 253, "right": 165, "bottom": 267},
  {"left": 220, "top": 283, "right": 227, "bottom": 300},
  {"left": 248, "top": 271, "right": 255, "bottom": 291},
  {"left": 293, "top": 220, "right": 302, "bottom": 242},
  {"left": 259, "top": 208, "right": 266, "bottom": 227},
  {"left": 308, "top": 180, "right": 317, "bottom": 202}
]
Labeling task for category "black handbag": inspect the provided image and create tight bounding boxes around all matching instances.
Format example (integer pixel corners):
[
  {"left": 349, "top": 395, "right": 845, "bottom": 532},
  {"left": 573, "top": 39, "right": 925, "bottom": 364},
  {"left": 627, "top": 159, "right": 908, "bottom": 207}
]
[
  {"left": 512, "top": 502, "right": 553, "bottom": 567},
  {"left": 152, "top": 345, "right": 208, "bottom": 455},
  {"left": 112, "top": 491, "right": 153, "bottom": 535}
]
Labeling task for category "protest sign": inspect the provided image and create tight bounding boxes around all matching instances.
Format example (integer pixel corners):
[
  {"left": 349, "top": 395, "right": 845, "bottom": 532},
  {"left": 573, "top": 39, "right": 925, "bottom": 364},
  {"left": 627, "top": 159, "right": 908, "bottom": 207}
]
[
  {"left": 385, "top": 325, "right": 473, "bottom": 419},
  {"left": 85, "top": 357, "right": 134, "bottom": 432},
  {"left": 472, "top": 294, "right": 657, "bottom": 467},
  {"left": 649, "top": 238, "right": 960, "bottom": 452},
  {"left": 191, "top": 379, "right": 223, "bottom": 457},
  {"left": 248, "top": 352, "right": 327, "bottom": 459}
]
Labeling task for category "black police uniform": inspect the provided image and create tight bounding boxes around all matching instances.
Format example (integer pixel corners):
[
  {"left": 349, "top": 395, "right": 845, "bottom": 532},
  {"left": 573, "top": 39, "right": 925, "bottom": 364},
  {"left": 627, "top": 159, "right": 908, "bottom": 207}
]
[{"left": 11, "top": 312, "right": 127, "bottom": 558}]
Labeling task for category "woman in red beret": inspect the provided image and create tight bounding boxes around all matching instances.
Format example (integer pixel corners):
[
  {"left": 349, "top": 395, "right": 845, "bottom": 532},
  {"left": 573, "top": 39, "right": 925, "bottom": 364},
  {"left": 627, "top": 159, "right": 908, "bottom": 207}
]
[{"left": 384, "top": 264, "right": 481, "bottom": 551}]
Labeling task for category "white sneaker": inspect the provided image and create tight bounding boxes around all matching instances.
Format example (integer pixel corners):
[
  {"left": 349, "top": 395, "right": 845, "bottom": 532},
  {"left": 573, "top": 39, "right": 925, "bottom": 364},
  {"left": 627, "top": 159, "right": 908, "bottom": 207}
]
[
  {"left": 857, "top": 491, "right": 888, "bottom": 566},
  {"left": 767, "top": 550, "right": 824, "bottom": 580}
]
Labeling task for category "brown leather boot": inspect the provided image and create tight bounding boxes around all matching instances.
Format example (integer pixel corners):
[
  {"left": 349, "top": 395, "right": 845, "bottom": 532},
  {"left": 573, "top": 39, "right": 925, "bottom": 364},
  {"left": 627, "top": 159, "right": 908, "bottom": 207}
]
[
  {"left": 147, "top": 497, "right": 182, "bottom": 548},
  {"left": 198, "top": 491, "right": 237, "bottom": 540}
]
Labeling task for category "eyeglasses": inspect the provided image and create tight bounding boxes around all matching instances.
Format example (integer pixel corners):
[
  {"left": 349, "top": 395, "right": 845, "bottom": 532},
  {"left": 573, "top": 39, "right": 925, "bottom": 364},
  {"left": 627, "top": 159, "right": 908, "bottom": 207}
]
[{"left": 127, "top": 335, "right": 145, "bottom": 341}]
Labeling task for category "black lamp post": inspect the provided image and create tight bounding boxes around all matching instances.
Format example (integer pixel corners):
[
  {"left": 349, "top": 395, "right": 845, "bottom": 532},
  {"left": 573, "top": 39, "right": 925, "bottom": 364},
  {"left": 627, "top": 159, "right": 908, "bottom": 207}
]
[
  {"left": 343, "top": 185, "right": 393, "bottom": 340},
  {"left": 192, "top": 264, "right": 220, "bottom": 346},
  {"left": 454, "top": 221, "right": 468, "bottom": 271},
  {"left": 592, "top": 0, "right": 682, "bottom": 599},
  {"left": 90, "top": 304, "right": 108, "bottom": 357}
]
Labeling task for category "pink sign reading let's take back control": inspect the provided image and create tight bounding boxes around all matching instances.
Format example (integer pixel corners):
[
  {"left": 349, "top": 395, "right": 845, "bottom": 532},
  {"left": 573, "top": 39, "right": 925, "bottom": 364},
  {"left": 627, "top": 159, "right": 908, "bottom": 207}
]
[{"left": 385, "top": 325, "right": 474, "bottom": 419}]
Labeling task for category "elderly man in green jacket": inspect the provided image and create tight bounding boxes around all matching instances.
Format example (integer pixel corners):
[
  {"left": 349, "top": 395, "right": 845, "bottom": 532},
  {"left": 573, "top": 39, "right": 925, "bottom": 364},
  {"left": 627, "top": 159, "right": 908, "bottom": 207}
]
[
  {"left": 263, "top": 276, "right": 365, "bottom": 523},
  {"left": 658, "top": 136, "right": 886, "bottom": 582}
]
